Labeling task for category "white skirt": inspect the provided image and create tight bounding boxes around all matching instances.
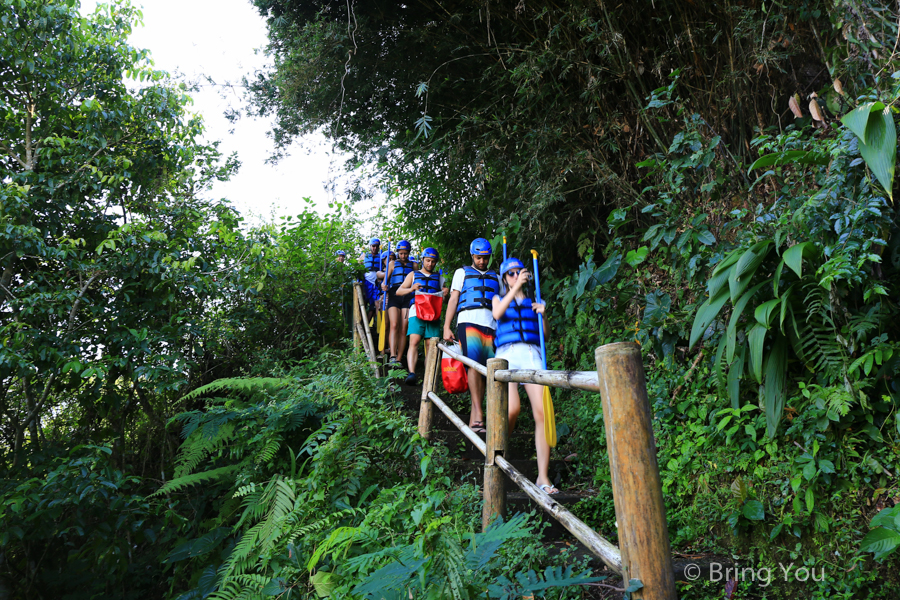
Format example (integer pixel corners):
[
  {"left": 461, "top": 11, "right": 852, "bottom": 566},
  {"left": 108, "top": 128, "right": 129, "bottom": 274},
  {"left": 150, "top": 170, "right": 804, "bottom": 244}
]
[{"left": 495, "top": 342, "right": 543, "bottom": 371}]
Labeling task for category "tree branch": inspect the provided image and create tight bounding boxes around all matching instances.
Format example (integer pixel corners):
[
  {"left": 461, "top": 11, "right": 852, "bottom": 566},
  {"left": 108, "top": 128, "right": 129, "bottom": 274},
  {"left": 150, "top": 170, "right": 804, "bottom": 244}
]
[{"left": 0, "top": 143, "right": 27, "bottom": 170}]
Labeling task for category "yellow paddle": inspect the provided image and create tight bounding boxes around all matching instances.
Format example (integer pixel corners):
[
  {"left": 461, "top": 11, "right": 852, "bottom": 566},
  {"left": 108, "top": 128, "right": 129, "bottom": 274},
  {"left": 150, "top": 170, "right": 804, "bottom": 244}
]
[
  {"left": 530, "top": 250, "right": 556, "bottom": 447},
  {"left": 378, "top": 240, "right": 391, "bottom": 353}
]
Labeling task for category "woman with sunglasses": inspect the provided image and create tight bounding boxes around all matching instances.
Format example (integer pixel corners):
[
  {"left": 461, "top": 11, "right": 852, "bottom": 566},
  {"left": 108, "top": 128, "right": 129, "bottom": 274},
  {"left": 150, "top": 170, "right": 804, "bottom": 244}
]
[{"left": 491, "top": 257, "right": 557, "bottom": 495}]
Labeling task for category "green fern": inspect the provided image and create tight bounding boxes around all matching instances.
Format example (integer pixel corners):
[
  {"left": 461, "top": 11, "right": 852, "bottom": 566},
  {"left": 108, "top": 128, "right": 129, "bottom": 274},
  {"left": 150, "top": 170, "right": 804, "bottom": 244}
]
[
  {"left": 180, "top": 377, "right": 292, "bottom": 403},
  {"left": 151, "top": 465, "right": 239, "bottom": 496}
]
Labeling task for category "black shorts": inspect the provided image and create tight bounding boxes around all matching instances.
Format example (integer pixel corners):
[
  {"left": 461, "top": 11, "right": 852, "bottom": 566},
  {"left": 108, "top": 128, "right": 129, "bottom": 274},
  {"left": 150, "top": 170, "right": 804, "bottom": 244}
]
[{"left": 386, "top": 287, "right": 410, "bottom": 311}]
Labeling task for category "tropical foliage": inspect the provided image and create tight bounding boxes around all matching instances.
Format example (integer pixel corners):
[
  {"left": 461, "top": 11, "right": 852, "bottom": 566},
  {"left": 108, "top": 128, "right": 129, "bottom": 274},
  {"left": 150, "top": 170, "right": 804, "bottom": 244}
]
[{"left": 3, "top": 0, "right": 900, "bottom": 598}]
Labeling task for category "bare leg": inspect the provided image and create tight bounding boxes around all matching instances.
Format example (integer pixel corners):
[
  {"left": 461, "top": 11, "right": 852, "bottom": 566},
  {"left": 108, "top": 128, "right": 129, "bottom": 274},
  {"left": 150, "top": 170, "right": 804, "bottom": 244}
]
[
  {"left": 398, "top": 308, "right": 410, "bottom": 360},
  {"left": 508, "top": 383, "right": 521, "bottom": 433},
  {"left": 388, "top": 306, "right": 401, "bottom": 358},
  {"left": 524, "top": 383, "right": 552, "bottom": 488},
  {"left": 468, "top": 370, "right": 485, "bottom": 426},
  {"left": 407, "top": 333, "right": 422, "bottom": 373}
]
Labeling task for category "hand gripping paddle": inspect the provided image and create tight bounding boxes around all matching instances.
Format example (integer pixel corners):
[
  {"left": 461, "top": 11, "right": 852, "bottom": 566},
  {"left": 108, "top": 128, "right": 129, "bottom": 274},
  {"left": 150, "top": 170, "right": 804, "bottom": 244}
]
[{"left": 530, "top": 250, "right": 556, "bottom": 448}]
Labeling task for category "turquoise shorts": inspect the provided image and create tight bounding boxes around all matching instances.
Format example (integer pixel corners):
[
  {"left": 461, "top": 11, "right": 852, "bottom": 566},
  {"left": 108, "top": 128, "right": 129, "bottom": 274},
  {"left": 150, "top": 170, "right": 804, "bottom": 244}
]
[{"left": 407, "top": 316, "right": 441, "bottom": 339}]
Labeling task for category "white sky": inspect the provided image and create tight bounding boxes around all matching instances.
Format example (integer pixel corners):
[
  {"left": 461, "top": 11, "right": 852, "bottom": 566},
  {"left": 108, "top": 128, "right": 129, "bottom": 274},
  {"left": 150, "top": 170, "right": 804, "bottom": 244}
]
[{"left": 80, "top": 0, "right": 376, "bottom": 225}]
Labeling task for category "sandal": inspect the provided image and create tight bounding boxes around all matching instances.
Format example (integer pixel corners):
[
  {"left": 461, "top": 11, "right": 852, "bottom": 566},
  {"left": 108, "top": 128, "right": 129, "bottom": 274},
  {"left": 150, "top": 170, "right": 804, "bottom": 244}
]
[
  {"left": 538, "top": 483, "right": 560, "bottom": 496},
  {"left": 470, "top": 421, "right": 486, "bottom": 433}
]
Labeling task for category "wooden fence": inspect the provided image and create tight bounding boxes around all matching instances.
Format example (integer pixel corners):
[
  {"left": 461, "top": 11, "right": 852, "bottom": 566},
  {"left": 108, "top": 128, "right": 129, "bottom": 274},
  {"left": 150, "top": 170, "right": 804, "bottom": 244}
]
[{"left": 350, "top": 282, "right": 677, "bottom": 600}]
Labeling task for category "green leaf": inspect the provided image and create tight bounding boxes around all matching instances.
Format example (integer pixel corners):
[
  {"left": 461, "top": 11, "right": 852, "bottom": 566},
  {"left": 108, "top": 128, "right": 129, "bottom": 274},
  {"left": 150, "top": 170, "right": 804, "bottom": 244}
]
[
  {"left": 862, "top": 423, "right": 884, "bottom": 442},
  {"left": 783, "top": 242, "right": 816, "bottom": 279},
  {"left": 742, "top": 499, "right": 765, "bottom": 521},
  {"left": 779, "top": 285, "right": 796, "bottom": 331},
  {"left": 695, "top": 230, "right": 716, "bottom": 246},
  {"left": 730, "top": 242, "right": 772, "bottom": 302},
  {"left": 842, "top": 102, "right": 896, "bottom": 199},
  {"left": 818, "top": 459, "right": 835, "bottom": 474},
  {"left": 707, "top": 249, "right": 742, "bottom": 298},
  {"left": 860, "top": 527, "right": 900, "bottom": 561},
  {"left": 262, "top": 577, "right": 287, "bottom": 596},
  {"left": 594, "top": 252, "right": 622, "bottom": 284},
  {"left": 748, "top": 324, "right": 767, "bottom": 383},
  {"left": 802, "top": 461, "right": 817, "bottom": 481},
  {"left": 689, "top": 288, "right": 730, "bottom": 348},
  {"left": 862, "top": 106, "right": 896, "bottom": 199},
  {"left": 625, "top": 246, "right": 649, "bottom": 267},
  {"left": 311, "top": 571, "right": 339, "bottom": 597},
  {"left": 727, "top": 346, "right": 745, "bottom": 410},
  {"left": 726, "top": 279, "right": 769, "bottom": 363},
  {"left": 842, "top": 101, "right": 885, "bottom": 143},
  {"left": 805, "top": 487, "right": 815, "bottom": 513},
  {"left": 754, "top": 298, "right": 781, "bottom": 328},
  {"left": 747, "top": 150, "right": 830, "bottom": 173},
  {"left": 870, "top": 506, "right": 900, "bottom": 530},
  {"left": 763, "top": 334, "right": 788, "bottom": 438}
]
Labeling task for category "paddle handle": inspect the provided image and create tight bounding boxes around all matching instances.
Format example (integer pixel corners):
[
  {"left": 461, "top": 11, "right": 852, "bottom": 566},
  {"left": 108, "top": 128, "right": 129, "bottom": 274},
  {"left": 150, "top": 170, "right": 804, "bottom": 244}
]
[
  {"left": 530, "top": 250, "right": 547, "bottom": 370},
  {"left": 503, "top": 235, "right": 507, "bottom": 262},
  {"left": 383, "top": 240, "right": 391, "bottom": 310}
]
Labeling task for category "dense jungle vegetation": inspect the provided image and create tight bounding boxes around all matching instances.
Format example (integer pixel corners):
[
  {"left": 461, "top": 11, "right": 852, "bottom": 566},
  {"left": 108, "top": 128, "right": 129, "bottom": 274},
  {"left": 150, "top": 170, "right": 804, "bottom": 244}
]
[{"left": 2, "top": 0, "right": 900, "bottom": 598}]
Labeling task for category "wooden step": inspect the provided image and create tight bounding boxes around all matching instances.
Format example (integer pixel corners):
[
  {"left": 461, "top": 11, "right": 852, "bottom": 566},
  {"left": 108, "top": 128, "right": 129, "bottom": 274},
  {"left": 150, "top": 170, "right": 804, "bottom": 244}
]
[
  {"left": 427, "top": 428, "right": 536, "bottom": 459},
  {"left": 443, "top": 457, "right": 572, "bottom": 486},
  {"left": 507, "top": 490, "right": 599, "bottom": 541}
]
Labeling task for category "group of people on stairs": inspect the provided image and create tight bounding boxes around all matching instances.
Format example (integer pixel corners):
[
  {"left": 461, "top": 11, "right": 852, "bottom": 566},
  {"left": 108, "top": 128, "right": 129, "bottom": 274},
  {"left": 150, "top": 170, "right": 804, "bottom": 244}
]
[{"left": 346, "top": 236, "right": 559, "bottom": 496}]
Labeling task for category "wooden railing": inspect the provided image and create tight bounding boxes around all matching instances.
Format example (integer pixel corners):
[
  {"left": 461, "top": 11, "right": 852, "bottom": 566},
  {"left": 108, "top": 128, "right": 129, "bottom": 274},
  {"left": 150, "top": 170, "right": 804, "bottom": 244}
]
[
  {"left": 351, "top": 283, "right": 677, "bottom": 599},
  {"left": 351, "top": 282, "right": 380, "bottom": 377}
]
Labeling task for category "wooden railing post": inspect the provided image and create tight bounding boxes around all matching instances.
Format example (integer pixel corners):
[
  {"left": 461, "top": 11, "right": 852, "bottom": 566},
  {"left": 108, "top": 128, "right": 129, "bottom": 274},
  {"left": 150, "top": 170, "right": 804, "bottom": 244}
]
[
  {"left": 483, "top": 357, "right": 509, "bottom": 531},
  {"left": 352, "top": 282, "right": 362, "bottom": 351},
  {"left": 595, "top": 342, "right": 676, "bottom": 600},
  {"left": 354, "top": 283, "right": 380, "bottom": 378},
  {"left": 417, "top": 338, "right": 440, "bottom": 439}
]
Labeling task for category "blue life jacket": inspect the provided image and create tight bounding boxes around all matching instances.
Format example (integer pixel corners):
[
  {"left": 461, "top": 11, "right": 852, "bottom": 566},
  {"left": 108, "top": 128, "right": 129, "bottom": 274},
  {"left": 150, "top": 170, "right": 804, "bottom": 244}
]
[
  {"left": 496, "top": 297, "right": 541, "bottom": 347},
  {"left": 363, "top": 253, "right": 380, "bottom": 272},
  {"left": 458, "top": 266, "right": 500, "bottom": 312},
  {"left": 413, "top": 271, "right": 441, "bottom": 294},
  {"left": 389, "top": 260, "right": 415, "bottom": 287}
]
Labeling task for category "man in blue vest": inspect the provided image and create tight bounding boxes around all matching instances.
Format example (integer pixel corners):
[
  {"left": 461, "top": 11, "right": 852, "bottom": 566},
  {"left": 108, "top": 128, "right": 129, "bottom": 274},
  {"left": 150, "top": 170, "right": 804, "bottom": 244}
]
[
  {"left": 358, "top": 238, "right": 382, "bottom": 327},
  {"left": 442, "top": 237, "right": 500, "bottom": 433},
  {"left": 382, "top": 240, "right": 417, "bottom": 365}
]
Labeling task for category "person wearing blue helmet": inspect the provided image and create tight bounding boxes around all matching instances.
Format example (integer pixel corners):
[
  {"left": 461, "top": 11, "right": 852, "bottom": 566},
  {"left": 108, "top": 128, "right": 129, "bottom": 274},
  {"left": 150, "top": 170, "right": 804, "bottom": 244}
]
[
  {"left": 396, "top": 246, "right": 447, "bottom": 384},
  {"left": 492, "top": 257, "right": 555, "bottom": 494},
  {"left": 335, "top": 249, "right": 347, "bottom": 263},
  {"left": 358, "top": 238, "right": 384, "bottom": 327},
  {"left": 382, "top": 240, "right": 417, "bottom": 365},
  {"left": 442, "top": 237, "right": 500, "bottom": 433}
]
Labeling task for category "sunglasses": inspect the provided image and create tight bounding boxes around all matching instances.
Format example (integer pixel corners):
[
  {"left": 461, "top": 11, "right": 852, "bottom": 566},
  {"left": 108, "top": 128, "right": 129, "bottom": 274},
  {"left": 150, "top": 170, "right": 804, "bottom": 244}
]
[{"left": 506, "top": 270, "right": 521, "bottom": 277}]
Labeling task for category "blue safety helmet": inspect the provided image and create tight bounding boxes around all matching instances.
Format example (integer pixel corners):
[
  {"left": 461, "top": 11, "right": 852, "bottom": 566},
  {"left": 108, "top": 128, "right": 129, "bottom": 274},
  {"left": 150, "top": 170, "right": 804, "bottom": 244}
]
[
  {"left": 470, "top": 237, "right": 492, "bottom": 256},
  {"left": 499, "top": 257, "right": 526, "bottom": 292},
  {"left": 381, "top": 250, "right": 395, "bottom": 262},
  {"left": 422, "top": 247, "right": 440, "bottom": 261},
  {"left": 396, "top": 240, "right": 412, "bottom": 252},
  {"left": 500, "top": 257, "right": 525, "bottom": 278},
  {"left": 335, "top": 250, "right": 346, "bottom": 256},
  {"left": 369, "top": 238, "right": 381, "bottom": 246}
]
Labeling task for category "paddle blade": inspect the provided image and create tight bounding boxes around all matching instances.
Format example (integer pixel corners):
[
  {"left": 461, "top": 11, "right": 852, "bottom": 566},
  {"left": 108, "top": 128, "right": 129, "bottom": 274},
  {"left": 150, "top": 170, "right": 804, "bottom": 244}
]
[
  {"left": 378, "top": 310, "right": 387, "bottom": 352},
  {"left": 543, "top": 387, "right": 557, "bottom": 447}
]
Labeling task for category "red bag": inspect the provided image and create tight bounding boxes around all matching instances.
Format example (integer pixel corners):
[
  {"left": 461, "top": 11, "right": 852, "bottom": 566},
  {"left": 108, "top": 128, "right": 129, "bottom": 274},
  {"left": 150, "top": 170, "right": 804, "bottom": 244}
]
[
  {"left": 441, "top": 346, "right": 469, "bottom": 394},
  {"left": 414, "top": 292, "right": 443, "bottom": 322}
]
